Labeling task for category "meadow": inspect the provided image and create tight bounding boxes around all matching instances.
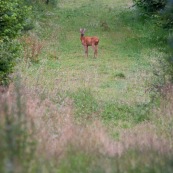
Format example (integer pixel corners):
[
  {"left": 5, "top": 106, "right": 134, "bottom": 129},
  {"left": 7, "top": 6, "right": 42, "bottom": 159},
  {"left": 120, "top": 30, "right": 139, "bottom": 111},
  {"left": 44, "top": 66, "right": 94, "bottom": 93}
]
[
  {"left": 21, "top": 0, "right": 159, "bottom": 124},
  {"left": 1, "top": 0, "right": 173, "bottom": 172}
]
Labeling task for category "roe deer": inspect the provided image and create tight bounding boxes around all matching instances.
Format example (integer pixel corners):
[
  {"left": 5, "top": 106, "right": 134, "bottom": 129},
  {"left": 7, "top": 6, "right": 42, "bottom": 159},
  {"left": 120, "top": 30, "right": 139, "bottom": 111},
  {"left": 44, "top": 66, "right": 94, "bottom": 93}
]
[{"left": 80, "top": 28, "right": 99, "bottom": 58}]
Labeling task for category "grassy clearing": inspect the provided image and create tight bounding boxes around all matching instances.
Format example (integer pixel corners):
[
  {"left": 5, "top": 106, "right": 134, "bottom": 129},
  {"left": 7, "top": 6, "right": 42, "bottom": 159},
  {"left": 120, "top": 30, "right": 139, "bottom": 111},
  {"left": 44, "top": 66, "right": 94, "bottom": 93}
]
[
  {"left": 4, "top": 1, "right": 172, "bottom": 172},
  {"left": 18, "top": 0, "right": 163, "bottom": 128}
]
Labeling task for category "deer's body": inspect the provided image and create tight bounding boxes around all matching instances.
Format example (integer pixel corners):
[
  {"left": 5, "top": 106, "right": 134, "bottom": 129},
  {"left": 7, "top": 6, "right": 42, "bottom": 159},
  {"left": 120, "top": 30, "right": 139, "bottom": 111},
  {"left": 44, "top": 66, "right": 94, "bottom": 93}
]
[{"left": 80, "top": 29, "right": 99, "bottom": 58}]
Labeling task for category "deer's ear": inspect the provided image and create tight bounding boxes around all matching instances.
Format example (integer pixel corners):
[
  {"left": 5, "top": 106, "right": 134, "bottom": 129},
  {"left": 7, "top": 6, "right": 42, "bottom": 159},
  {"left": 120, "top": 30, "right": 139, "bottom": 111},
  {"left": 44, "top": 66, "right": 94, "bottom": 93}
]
[
  {"left": 83, "top": 28, "right": 86, "bottom": 32},
  {"left": 80, "top": 28, "right": 82, "bottom": 32}
]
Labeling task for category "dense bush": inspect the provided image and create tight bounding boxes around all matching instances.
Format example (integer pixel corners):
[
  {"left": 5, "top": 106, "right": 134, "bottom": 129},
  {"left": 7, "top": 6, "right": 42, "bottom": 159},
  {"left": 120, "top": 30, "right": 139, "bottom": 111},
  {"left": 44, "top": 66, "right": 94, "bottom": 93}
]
[
  {"left": 0, "top": 0, "right": 31, "bottom": 40},
  {"left": 133, "top": 0, "right": 167, "bottom": 13},
  {"left": 0, "top": 0, "right": 31, "bottom": 85},
  {"left": 133, "top": 0, "right": 173, "bottom": 80},
  {"left": 0, "top": 41, "right": 20, "bottom": 85},
  {"left": 133, "top": 0, "right": 173, "bottom": 28},
  {"left": 161, "top": 1, "right": 173, "bottom": 28}
]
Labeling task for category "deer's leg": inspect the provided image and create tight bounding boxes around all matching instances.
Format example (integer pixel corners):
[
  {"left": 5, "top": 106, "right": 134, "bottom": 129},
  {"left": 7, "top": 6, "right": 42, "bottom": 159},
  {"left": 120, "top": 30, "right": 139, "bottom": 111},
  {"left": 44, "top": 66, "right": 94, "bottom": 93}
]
[
  {"left": 95, "top": 45, "right": 98, "bottom": 58},
  {"left": 84, "top": 46, "right": 88, "bottom": 57},
  {"left": 92, "top": 44, "right": 97, "bottom": 58}
]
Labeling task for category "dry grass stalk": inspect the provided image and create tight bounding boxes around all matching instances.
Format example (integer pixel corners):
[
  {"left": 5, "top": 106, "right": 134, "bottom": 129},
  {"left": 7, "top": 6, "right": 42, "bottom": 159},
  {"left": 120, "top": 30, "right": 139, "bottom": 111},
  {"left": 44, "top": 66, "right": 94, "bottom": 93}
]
[{"left": 21, "top": 35, "right": 44, "bottom": 62}]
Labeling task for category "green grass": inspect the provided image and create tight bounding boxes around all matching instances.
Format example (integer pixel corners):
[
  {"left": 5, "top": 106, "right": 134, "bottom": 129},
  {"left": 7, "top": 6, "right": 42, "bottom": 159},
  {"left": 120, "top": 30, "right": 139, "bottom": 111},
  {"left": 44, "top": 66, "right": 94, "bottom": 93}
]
[
  {"left": 56, "top": 148, "right": 173, "bottom": 173},
  {"left": 57, "top": 150, "right": 96, "bottom": 173},
  {"left": 70, "top": 88, "right": 99, "bottom": 120},
  {"left": 101, "top": 102, "right": 150, "bottom": 123}
]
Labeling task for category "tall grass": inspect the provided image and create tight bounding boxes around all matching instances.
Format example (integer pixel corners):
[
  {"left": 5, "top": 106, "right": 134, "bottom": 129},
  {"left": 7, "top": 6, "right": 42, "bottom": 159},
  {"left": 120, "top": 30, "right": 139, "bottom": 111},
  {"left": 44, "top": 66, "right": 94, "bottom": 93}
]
[
  {"left": 1, "top": 73, "right": 173, "bottom": 173},
  {"left": 0, "top": 81, "right": 36, "bottom": 173}
]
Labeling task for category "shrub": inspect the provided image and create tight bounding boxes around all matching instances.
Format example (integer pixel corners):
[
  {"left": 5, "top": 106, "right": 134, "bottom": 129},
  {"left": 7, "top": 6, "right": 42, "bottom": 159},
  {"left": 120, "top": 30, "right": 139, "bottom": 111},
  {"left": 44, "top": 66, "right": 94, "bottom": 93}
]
[
  {"left": 0, "top": 0, "right": 31, "bottom": 40},
  {"left": 133, "top": 0, "right": 167, "bottom": 13},
  {"left": 0, "top": 0, "right": 31, "bottom": 85},
  {"left": 132, "top": 1, "right": 173, "bottom": 80},
  {"left": 0, "top": 41, "right": 20, "bottom": 85},
  {"left": 160, "top": 1, "right": 173, "bottom": 28}
]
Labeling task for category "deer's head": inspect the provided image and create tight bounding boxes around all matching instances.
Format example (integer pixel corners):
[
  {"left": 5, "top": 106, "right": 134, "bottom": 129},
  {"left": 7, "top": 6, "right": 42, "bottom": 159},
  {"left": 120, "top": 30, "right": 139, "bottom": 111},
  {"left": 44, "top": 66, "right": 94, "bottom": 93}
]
[{"left": 80, "top": 28, "right": 86, "bottom": 36}]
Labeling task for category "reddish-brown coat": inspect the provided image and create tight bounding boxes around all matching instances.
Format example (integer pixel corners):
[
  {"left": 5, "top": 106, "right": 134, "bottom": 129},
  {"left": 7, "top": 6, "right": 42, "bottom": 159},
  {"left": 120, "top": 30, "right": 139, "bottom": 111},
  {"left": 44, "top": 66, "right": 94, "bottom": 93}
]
[
  {"left": 80, "top": 36, "right": 99, "bottom": 46},
  {"left": 80, "top": 28, "right": 99, "bottom": 58}
]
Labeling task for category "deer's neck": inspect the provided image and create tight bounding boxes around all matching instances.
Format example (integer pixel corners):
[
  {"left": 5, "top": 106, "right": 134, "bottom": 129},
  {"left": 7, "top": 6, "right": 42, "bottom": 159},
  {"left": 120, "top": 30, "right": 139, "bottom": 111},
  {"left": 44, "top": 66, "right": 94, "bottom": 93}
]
[{"left": 80, "top": 34, "right": 84, "bottom": 41}]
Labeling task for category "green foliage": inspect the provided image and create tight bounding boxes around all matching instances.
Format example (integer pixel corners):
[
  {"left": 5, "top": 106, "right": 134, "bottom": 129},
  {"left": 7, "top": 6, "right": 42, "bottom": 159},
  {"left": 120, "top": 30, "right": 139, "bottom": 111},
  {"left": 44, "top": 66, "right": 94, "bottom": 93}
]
[
  {"left": 0, "top": 41, "right": 20, "bottom": 85},
  {"left": 0, "top": 0, "right": 31, "bottom": 85},
  {"left": 132, "top": 0, "right": 173, "bottom": 28},
  {"left": 132, "top": 1, "right": 173, "bottom": 81},
  {"left": 0, "top": 0, "right": 31, "bottom": 40},
  {"left": 133, "top": 0, "right": 167, "bottom": 13},
  {"left": 161, "top": 1, "right": 173, "bottom": 28}
]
